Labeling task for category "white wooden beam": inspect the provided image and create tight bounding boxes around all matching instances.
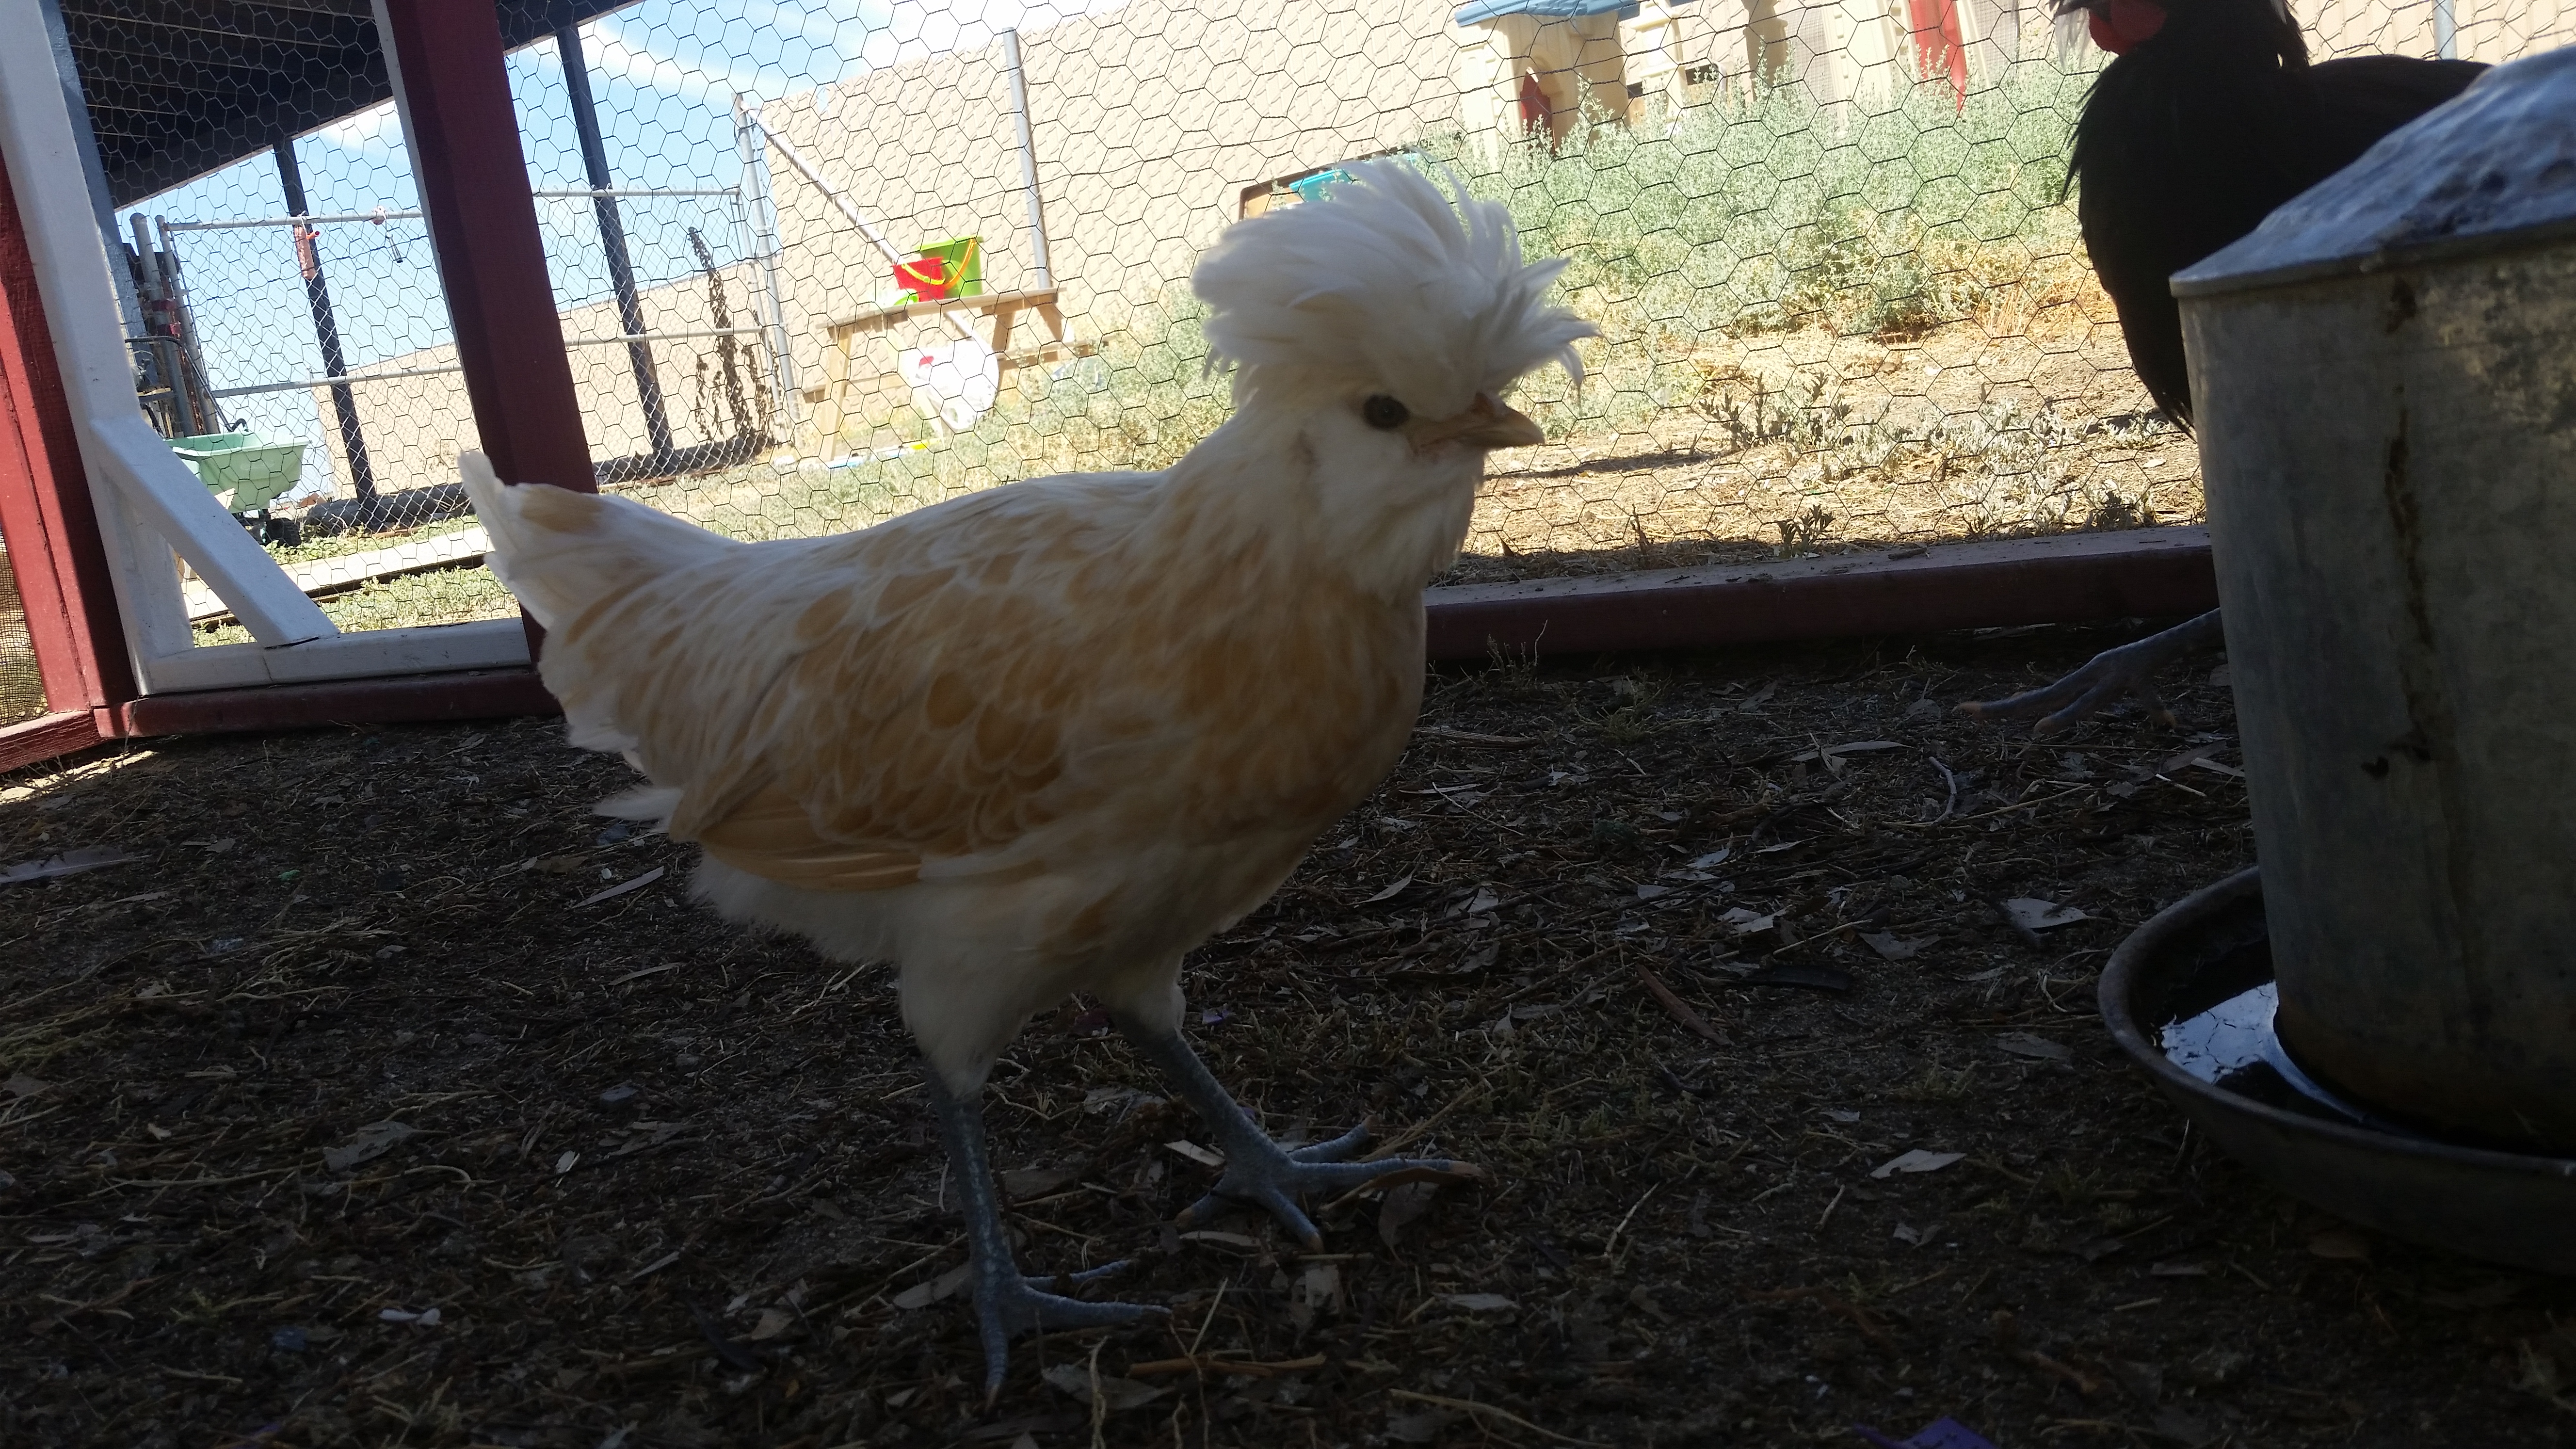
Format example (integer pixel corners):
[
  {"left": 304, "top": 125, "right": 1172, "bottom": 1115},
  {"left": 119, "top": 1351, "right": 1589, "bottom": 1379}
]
[
  {"left": 139, "top": 617, "right": 529, "bottom": 693},
  {"left": 0, "top": 4, "right": 338, "bottom": 655}
]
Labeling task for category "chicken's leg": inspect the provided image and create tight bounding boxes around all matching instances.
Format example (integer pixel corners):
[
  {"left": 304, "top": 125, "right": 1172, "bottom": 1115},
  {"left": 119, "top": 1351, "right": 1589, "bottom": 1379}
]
[
  {"left": 1958, "top": 610, "right": 2225, "bottom": 736},
  {"left": 921, "top": 1067, "right": 1164, "bottom": 1400},
  {"left": 1118, "top": 1020, "right": 1473, "bottom": 1248}
]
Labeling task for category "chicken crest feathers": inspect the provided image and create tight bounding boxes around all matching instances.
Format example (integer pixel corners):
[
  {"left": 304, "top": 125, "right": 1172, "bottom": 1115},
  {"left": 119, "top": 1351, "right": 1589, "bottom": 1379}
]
[{"left": 1193, "top": 161, "right": 1594, "bottom": 419}]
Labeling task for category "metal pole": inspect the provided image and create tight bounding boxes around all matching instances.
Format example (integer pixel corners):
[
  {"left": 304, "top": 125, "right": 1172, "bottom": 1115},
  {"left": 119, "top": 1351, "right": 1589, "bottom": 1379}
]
[
  {"left": 2434, "top": 0, "right": 2456, "bottom": 59},
  {"left": 125, "top": 213, "right": 188, "bottom": 433},
  {"left": 156, "top": 216, "right": 225, "bottom": 435},
  {"left": 556, "top": 24, "right": 673, "bottom": 466},
  {"left": 273, "top": 135, "right": 377, "bottom": 517},
  {"left": 734, "top": 97, "right": 800, "bottom": 410},
  {"left": 999, "top": 29, "right": 1052, "bottom": 291}
]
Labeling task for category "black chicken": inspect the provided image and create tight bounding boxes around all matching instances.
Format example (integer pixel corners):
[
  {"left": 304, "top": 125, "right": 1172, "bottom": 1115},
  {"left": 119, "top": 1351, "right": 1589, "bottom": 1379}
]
[{"left": 1964, "top": 0, "right": 2485, "bottom": 732}]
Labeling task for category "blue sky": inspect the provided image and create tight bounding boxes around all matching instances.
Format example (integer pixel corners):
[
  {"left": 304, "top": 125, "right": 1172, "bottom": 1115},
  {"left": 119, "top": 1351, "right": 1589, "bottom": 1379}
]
[{"left": 130, "top": 0, "right": 1117, "bottom": 480}]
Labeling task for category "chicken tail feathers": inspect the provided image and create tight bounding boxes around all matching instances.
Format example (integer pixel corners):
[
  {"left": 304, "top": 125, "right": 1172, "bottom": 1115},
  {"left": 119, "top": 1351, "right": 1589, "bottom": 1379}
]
[
  {"left": 460, "top": 450, "right": 735, "bottom": 632},
  {"left": 461, "top": 450, "right": 751, "bottom": 766}
]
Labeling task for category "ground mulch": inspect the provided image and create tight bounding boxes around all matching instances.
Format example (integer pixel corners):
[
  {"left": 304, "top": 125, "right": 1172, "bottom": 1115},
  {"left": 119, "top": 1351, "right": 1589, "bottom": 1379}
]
[{"left": 3, "top": 628, "right": 2570, "bottom": 1449}]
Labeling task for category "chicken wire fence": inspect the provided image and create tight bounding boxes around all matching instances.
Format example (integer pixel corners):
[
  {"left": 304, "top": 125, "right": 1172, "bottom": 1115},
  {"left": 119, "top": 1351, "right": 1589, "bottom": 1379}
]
[
  {"left": 68, "top": 0, "right": 2576, "bottom": 649},
  {"left": 1, "top": 547, "right": 44, "bottom": 727}
]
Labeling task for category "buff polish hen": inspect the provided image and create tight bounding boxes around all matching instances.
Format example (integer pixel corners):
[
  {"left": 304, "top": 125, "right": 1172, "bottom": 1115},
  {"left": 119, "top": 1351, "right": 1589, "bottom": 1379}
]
[{"left": 461, "top": 162, "right": 1593, "bottom": 1396}]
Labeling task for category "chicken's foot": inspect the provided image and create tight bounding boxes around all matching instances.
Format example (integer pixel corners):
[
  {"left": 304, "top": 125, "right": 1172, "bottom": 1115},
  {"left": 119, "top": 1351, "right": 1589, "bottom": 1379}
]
[
  {"left": 1118, "top": 1020, "right": 1475, "bottom": 1249},
  {"left": 1958, "top": 609, "right": 2225, "bottom": 736},
  {"left": 922, "top": 1068, "right": 1165, "bottom": 1401}
]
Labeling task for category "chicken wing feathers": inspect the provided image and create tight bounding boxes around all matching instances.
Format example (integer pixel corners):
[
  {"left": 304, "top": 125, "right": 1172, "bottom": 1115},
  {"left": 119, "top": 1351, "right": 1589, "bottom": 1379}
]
[{"left": 467, "top": 453, "right": 1420, "bottom": 911}]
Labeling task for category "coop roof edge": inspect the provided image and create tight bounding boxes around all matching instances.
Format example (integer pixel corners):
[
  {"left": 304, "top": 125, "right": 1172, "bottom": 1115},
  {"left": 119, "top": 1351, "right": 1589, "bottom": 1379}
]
[
  {"left": 1452, "top": 0, "right": 1636, "bottom": 26},
  {"left": 73, "top": 0, "right": 643, "bottom": 211}
]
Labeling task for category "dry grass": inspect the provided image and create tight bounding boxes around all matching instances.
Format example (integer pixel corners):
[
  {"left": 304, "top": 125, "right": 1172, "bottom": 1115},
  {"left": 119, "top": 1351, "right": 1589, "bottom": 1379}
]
[
  {"left": 1458, "top": 315, "right": 2198, "bottom": 582},
  {"left": 4, "top": 632, "right": 2569, "bottom": 1449}
]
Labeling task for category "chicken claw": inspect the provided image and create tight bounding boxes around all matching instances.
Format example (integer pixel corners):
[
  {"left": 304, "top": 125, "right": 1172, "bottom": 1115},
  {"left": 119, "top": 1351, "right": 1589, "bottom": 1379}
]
[
  {"left": 1120, "top": 1021, "right": 1477, "bottom": 1250},
  {"left": 969, "top": 1262, "right": 1160, "bottom": 1398},
  {"left": 924, "top": 1071, "right": 1167, "bottom": 1402},
  {"left": 1958, "top": 609, "right": 2224, "bottom": 736}
]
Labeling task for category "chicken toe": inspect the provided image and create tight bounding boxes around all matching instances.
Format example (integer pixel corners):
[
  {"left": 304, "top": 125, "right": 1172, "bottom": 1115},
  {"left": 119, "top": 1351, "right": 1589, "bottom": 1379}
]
[
  {"left": 924, "top": 1070, "right": 1166, "bottom": 1401},
  {"left": 1120, "top": 1021, "right": 1476, "bottom": 1250},
  {"left": 1957, "top": 609, "right": 2224, "bottom": 736}
]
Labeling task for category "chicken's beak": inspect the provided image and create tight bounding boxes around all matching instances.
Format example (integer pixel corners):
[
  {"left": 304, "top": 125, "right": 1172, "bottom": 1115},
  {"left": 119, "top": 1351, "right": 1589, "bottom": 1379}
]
[{"left": 1411, "top": 393, "right": 1546, "bottom": 451}]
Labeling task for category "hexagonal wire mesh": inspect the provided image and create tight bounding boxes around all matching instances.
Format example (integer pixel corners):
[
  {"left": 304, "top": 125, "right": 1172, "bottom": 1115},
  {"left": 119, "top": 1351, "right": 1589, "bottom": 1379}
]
[
  {"left": 0, "top": 545, "right": 46, "bottom": 726},
  {"left": 61, "top": 0, "right": 2576, "bottom": 652}
]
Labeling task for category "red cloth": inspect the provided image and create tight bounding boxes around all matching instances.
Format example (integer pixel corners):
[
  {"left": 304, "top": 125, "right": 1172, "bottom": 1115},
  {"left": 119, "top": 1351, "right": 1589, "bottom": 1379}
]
[
  {"left": 1908, "top": 0, "right": 1970, "bottom": 110},
  {"left": 1517, "top": 71, "right": 1551, "bottom": 133}
]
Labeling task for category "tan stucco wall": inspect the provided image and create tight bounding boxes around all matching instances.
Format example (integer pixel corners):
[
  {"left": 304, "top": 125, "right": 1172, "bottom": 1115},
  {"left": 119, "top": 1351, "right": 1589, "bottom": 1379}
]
[
  {"left": 315, "top": 0, "right": 2565, "bottom": 491},
  {"left": 2309, "top": 0, "right": 2574, "bottom": 61}
]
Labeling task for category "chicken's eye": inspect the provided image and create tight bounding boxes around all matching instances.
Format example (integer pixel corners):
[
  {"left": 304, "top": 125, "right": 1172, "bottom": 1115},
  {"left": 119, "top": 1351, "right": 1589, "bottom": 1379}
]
[{"left": 1361, "top": 395, "right": 1409, "bottom": 430}]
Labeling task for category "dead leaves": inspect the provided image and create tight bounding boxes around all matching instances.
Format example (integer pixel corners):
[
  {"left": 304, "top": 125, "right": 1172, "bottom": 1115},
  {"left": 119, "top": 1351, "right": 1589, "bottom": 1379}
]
[
  {"left": 998, "top": 1165, "right": 1073, "bottom": 1200},
  {"left": 889, "top": 1264, "right": 971, "bottom": 1310},
  {"left": 1359, "top": 874, "right": 1413, "bottom": 905},
  {"left": 1872, "top": 1149, "right": 1967, "bottom": 1180},
  {"left": 1718, "top": 905, "right": 1777, "bottom": 937},
  {"left": 1289, "top": 1260, "right": 1345, "bottom": 1331},
  {"left": 576, "top": 866, "right": 665, "bottom": 908},
  {"left": 1376, "top": 1179, "right": 1442, "bottom": 1250},
  {"left": 1040, "top": 1361, "right": 1167, "bottom": 1411},
  {"left": 1994, "top": 1031, "right": 2073, "bottom": 1064},
  {"left": 1860, "top": 931, "right": 1932, "bottom": 961},
  {"left": 322, "top": 1121, "right": 419, "bottom": 1173},
  {"left": 2000, "top": 897, "right": 2088, "bottom": 932},
  {"left": 1125, "top": 1352, "right": 1326, "bottom": 1378}
]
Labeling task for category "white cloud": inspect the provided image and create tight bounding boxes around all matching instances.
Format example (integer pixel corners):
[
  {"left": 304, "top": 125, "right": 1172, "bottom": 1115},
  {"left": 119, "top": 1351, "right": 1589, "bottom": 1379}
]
[
  {"left": 314, "top": 101, "right": 403, "bottom": 154},
  {"left": 583, "top": 22, "right": 770, "bottom": 105}
]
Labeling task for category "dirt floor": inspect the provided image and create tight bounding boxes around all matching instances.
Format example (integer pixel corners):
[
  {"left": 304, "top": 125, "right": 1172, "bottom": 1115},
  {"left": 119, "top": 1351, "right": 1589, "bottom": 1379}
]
[{"left": 4, "top": 630, "right": 2572, "bottom": 1449}]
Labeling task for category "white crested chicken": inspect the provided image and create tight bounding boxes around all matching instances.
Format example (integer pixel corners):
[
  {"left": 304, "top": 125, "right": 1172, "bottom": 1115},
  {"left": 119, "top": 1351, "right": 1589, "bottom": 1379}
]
[
  {"left": 1963, "top": 0, "right": 2482, "bottom": 733},
  {"left": 462, "top": 162, "right": 1592, "bottom": 1396}
]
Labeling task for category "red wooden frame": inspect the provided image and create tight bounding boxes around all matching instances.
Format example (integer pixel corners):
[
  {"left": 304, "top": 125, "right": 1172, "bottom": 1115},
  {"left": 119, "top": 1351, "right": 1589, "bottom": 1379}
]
[
  {"left": 377, "top": 0, "right": 595, "bottom": 498},
  {"left": 1423, "top": 527, "right": 2215, "bottom": 660},
  {"left": 379, "top": 0, "right": 594, "bottom": 670},
  {"left": 0, "top": 140, "right": 130, "bottom": 767},
  {"left": 4, "top": 3, "right": 600, "bottom": 772},
  {"left": 110, "top": 667, "right": 555, "bottom": 737}
]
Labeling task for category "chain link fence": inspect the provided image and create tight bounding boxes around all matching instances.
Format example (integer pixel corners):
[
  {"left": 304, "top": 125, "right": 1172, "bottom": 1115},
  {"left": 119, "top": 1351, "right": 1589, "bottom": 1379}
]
[{"left": 59, "top": 0, "right": 2576, "bottom": 648}]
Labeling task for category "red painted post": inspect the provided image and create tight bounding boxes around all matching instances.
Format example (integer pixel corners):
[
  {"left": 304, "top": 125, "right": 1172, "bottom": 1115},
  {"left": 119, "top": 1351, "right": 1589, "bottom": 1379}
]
[
  {"left": 374, "top": 0, "right": 594, "bottom": 667},
  {"left": 0, "top": 143, "right": 135, "bottom": 731},
  {"left": 374, "top": 0, "right": 593, "bottom": 498}
]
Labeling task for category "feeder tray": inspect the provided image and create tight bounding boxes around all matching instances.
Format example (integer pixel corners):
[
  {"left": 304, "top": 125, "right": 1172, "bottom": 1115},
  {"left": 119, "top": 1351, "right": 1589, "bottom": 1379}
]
[{"left": 2100, "top": 868, "right": 2576, "bottom": 1275}]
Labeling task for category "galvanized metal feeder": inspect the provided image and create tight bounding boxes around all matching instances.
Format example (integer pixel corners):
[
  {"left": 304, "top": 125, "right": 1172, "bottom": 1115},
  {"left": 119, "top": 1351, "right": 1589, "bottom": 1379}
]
[{"left": 2100, "top": 46, "right": 2576, "bottom": 1271}]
